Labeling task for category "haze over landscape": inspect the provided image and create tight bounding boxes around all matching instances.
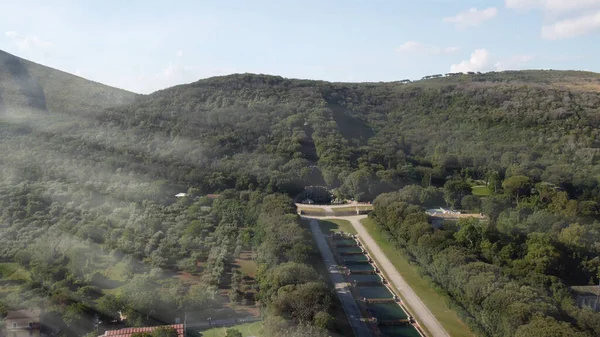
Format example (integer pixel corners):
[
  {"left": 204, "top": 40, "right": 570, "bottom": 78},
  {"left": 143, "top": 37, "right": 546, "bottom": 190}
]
[{"left": 1, "top": 1, "right": 600, "bottom": 337}]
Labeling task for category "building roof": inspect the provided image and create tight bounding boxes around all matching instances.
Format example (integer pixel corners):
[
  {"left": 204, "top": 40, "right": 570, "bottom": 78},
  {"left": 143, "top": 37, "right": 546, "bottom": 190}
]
[
  {"left": 5, "top": 310, "right": 41, "bottom": 320},
  {"left": 205, "top": 194, "right": 220, "bottom": 199},
  {"left": 102, "top": 324, "right": 184, "bottom": 337},
  {"left": 571, "top": 285, "right": 600, "bottom": 296}
]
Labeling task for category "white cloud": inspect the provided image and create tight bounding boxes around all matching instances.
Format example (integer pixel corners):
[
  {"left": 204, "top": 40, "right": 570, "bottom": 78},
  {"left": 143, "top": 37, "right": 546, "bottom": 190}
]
[
  {"left": 443, "top": 46, "right": 461, "bottom": 54},
  {"left": 5, "top": 30, "right": 52, "bottom": 50},
  {"left": 541, "top": 10, "right": 600, "bottom": 39},
  {"left": 176, "top": 50, "right": 183, "bottom": 57},
  {"left": 396, "top": 41, "right": 422, "bottom": 53},
  {"left": 450, "top": 49, "right": 493, "bottom": 73},
  {"left": 494, "top": 55, "right": 535, "bottom": 70},
  {"left": 443, "top": 7, "right": 498, "bottom": 28},
  {"left": 396, "top": 41, "right": 460, "bottom": 54},
  {"left": 506, "top": 1, "right": 600, "bottom": 39},
  {"left": 505, "top": 0, "right": 600, "bottom": 12}
]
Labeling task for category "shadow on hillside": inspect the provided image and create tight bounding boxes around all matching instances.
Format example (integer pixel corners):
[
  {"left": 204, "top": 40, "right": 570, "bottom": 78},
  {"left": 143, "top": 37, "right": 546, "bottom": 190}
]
[
  {"left": 0, "top": 52, "right": 47, "bottom": 112},
  {"left": 329, "top": 104, "right": 374, "bottom": 145}
]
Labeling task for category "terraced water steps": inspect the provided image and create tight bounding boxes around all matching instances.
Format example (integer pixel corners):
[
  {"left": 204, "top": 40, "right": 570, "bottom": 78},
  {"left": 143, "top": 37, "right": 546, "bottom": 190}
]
[
  {"left": 336, "top": 245, "right": 363, "bottom": 253},
  {"left": 358, "top": 285, "right": 394, "bottom": 299},
  {"left": 347, "top": 263, "right": 376, "bottom": 273},
  {"left": 343, "top": 255, "right": 370, "bottom": 263},
  {"left": 378, "top": 325, "right": 422, "bottom": 337},
  {"left": 367, "top": 302, "right": 408, "bottom": 321}
]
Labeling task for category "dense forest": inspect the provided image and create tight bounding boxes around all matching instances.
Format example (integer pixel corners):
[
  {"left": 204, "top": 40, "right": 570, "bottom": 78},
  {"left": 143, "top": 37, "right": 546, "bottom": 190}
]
[
  {"left": 370, "top": 183, "right": 600, "bottom": 337},
  {"left": 1, "top": 48, "right": 600, "bottom": 336}
]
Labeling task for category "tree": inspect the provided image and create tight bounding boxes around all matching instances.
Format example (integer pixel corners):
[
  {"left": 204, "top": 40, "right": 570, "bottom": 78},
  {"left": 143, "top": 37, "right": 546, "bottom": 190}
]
[
  {"left": 312, "top": 311, "right": 333, "bottom": 330},
  {"left": 225, "top": 329, "right": 242, "bottom": 337},
  {"left": 270, "top": 282, "right": 331, "bottom": 323},
  {"left": 443, "top": 180, "right": 472, "bottom": 209},
  {"left": 515, "top": 315, "right": 588, "bottom": 337},
  {"left": 487, "top": 170, "right": 501, "bottom": 193},
  {"left": 152, "top": 327, "right": 179, "bottom": 337},
  {"left": 461, "top": 195, "right": 480, "bottom": 212},
  {"left": 524, "top": 233, "right": 562, "bottom": 275},
  {"left": 481, "top": 195, "right": 511, "bottom": 223},
  {"left": 97, "top": 294, "right": 124, "bottom": 321},
  {"left": 454, "top": 218, "right": 485, "bottom": 252},
  {"left": 502, "top": 175, "right": 532, "bottom": 205}
]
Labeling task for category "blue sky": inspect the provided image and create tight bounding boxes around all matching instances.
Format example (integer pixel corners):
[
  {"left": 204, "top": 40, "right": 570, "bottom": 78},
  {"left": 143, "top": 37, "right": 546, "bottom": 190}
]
[{"left": 1, "top": 0, "right": 599, "bottom": 93}]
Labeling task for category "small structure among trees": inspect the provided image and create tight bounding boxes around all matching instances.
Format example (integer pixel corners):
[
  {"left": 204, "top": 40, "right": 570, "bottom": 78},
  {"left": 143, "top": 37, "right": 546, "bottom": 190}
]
[
  {"left": 3, "top": 309, "right": 42, "bottom": 337},
  {"left": 570, "top": 285, "right": 600, "bottom": 312}
]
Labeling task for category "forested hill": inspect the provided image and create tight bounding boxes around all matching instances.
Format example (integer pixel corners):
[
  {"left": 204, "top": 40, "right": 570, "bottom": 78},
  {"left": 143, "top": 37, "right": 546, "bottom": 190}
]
[
  {"left": 97, "top": 70, "right": 600, "bottom": 200},
  {"left": 2, "top": 58, "right": 600, "bottom": 337},
  {"left": 0, "top": 49, "right": 138, "bottom": 116}
]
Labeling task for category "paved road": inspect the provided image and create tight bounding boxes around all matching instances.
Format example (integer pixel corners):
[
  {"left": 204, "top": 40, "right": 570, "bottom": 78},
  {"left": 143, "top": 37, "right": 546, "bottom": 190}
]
[{"left": 306, "top": 218, "right": 372, "bottom": 337}]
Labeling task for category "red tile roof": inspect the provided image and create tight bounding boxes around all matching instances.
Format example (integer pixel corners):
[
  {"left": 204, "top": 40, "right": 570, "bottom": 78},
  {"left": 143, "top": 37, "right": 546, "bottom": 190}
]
[{"left": 102, "top": 324, "right": 184, "bottom": 337}]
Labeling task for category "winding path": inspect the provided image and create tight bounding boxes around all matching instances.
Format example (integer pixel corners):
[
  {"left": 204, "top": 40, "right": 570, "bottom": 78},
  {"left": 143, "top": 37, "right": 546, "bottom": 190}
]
[{"left": 302, "top": 210, "right": 450, "bottom": 337}]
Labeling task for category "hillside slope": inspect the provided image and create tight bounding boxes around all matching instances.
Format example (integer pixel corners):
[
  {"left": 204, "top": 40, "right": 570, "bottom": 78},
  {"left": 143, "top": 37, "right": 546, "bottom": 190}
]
[
  {"left": 88, "top": 71, "right": 600, "bottom": 199},
  {"left": 0, "top": 49, "right": 138, "bottom": 116},
  {"left": 1, "top": 58, "right": 600, "bottom": 337}
]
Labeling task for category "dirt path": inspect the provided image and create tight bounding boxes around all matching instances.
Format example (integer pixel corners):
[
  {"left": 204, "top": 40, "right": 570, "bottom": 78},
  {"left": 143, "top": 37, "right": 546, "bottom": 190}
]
[
  {"left": 305, "top": 214, "right": 449, "bottom": 337},
  {"left": 306, "top": 218, "right": 372, "bottom": 337}
]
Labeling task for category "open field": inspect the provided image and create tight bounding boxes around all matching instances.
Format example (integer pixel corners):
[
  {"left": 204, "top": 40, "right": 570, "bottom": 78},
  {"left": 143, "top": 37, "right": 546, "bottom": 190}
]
[
  {"left": 191, "top": 321, "right": 262, "bottom": 337},
  {"left": 471, "top": 185, "right": 492, "bottom": 196},
  {"left": 319, "top": 218, "right": 357, "bottom": 235},
  {"left": 360, "top": 218, "right": 474, "bottom": 337}
]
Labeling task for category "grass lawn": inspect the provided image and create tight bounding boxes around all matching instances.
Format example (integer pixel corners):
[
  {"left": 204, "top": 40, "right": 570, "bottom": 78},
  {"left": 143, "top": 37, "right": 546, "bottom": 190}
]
[
  {"left": 319, "top": 219, "right": 357, "bottom": 235},
  {"left": 471, "top": 185, "right": 492, "bottom": 196},
  {"left": 297, "top": 206, "right": 325, "bottom": 212},
  {"left": 195, "top": 321, "right": 261, "bottom": 337},
  {"left": 360, "top": 218, "right": 474, "bottom": 337},
  {"left": 331, "top": 205, "right": 373, "bottom": 214}
]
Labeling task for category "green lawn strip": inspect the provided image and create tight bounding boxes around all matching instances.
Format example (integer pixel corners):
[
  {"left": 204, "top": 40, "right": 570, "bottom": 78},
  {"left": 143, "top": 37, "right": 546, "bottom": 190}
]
[
  {"left": 319, "top": 219, "right": 357, "bottom": 235},
  {"left": 331, "top": 206, "right": 373, "bottom": 214},
  {"left": 297, "top": 206, "right": 326, "bottom": 212},
  {"left": 471, "top": 186, "right": 492, "bottom": 196},
  {"left": 359, "top": 218, "right": 474, "bottom": 337},
  {"left": 193, "top": 322, "right": 261, "bottom": 337}
]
